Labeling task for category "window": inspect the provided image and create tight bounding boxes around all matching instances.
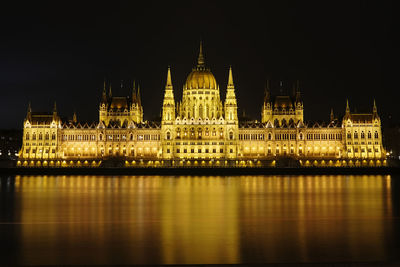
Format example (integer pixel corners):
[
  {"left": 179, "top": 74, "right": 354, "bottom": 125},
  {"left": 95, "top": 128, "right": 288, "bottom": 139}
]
[
  {"left": 229, "top": 132, "right": 233, "bottom": 140},
  {"left": 368, "top": 132, "right": 372, "bottom": 139},
  {"left": 167, "top": 149, "right": 170, "bottom": 153},
  {"left": 347, "top": 132, "right": 351, "bottom": 139},
  {"left": 166, "top": 132, "right": 171, "bottom": 140},
  {"left": 39, "top": 133, "right": 42, "bottom": 140},
  {"left": 220, "top": 148, "right": 224, "bottom": 153},
  {"left": 176, "top": 149, "right": 180, "bottom": 153},
  {"left": 361, "top": 132, "right": 365, "bottom": 139},
  {"left": 354, "top": 132, "right": 358, "bottom": 138},
  {"left": 52, "top": 133, "right": 56, "bottom": 140},
  {"left": 374, "top": 131, "right": 379, "bottom": 138},
  {"left": 213, "top": 149, "right": 216, "bottom": 153},
  {"left": 45, "top": 133, "right": 49, "bottom": 140},
  {"left": 26, "top": 133, "right": 29, "bottom": 140},
  {"left": 198, "top": 148, "right": 201, "bottom": 153},
  {"left": 191, "top": 149, "right": 194, "bottom": 153}
]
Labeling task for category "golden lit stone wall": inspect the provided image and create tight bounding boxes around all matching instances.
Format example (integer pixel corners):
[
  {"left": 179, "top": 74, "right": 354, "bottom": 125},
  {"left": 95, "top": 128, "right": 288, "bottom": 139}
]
[
  {"left": 343, "top": 117, "right": 384, "bottom": 159},
  {"left": 21, "top": 119, "right": 59, "bottom": 160}
]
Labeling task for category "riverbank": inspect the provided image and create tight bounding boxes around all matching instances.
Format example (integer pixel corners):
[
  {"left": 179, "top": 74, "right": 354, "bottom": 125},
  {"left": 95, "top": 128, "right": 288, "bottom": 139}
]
[{"left": 1, "top": 166, "right": 399, "bottom": 176}]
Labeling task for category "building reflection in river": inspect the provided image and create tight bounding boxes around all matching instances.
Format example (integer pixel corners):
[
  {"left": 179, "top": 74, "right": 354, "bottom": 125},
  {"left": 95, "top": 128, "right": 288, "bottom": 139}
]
[{"left": 0, "top": 175, "right": 395, "bottom": 265}]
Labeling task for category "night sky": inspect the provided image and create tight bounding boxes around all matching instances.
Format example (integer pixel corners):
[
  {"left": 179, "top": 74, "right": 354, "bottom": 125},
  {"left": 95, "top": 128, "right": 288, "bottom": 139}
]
[{"left": 0, "top": 1, "right": 394, "bottom": 129}]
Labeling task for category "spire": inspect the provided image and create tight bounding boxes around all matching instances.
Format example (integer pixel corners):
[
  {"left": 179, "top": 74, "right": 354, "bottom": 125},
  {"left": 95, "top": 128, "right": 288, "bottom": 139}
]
[
  {"left": 137, "top": 84, "right": 141, "bottom": 106},
  {"left": 372, "top": 99, "right": 379, "bottom": 119},
  {"left": 132, "top": 80, "right": 137, "bottom": 102},
  {"left": 345, "top": 99, "right": 350, "bottom": 114},
  {"left": 330, "top": 108, "right": 334, "bottom": 121},
  {"left": 166, "top": 66, "right": 173, "bottom": 88},
  {"left": 197, "top": 41, "right": 205, "bottom": 68},
  {"left": 27, "top": 102, "right": 32, "bottom": 120},
  {"left": 101, "top": 80, "right": 108, "bottom": 103},
  {"left": 109, "top": 84, "right": 112, "bottom": 98},
  {"left": 72, "top": 110, "right": 77, "bottom": 123},
  {"left": 264, "top": 80, "right": 270, "bottom": 103},
  {"left": 53, "top": 101, "right": 57, "bottom": 113},
  {"left": 228, "top": 66, "right": 234, "bottom": 88}
]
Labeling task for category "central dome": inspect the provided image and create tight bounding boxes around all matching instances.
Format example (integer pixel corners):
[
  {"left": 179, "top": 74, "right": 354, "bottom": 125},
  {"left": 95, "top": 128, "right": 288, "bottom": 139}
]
[
  {"left": 184, "top": 42, "right": 218, "bottom": 90},
  {"left": 185, "top": 69, "right": 217, "bottom": 90}
]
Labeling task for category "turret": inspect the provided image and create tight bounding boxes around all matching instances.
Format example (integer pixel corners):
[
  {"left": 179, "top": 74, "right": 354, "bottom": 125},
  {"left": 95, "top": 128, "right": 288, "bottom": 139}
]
[
  {"left": 224, "top": 66, "right": 238, "bottom": 124},
  {"left": 373, "top": 99, "right": 379, "bottom": 119},
  {"left": 161, "top": 66, "right": 176, "bottom": 124},
  {"left": 101, "top": 80, "right": 108, "bottom": 104},
  {"left": 26, "top": 102, "right": 32, "bottom": 122},
  {"left": 53, "top": 101, "right": 57, "bottom": 120},
  {"left": 73, "top": 111, "right": 77, "bottom": 123},
  {"left": 261, "top": 80, "right": 272, "bottom": 123},
  {"left": 132, "top": 81, "right": 137, "bottom": 103},
  {"left": 343, "top": 99, "right": 351, "bottom": 121}
]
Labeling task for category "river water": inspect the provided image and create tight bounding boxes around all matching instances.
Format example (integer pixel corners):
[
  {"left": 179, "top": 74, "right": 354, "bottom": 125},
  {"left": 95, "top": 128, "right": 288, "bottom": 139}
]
[{"left": 0, "top": 175, "right": 399, "bottom": 265}]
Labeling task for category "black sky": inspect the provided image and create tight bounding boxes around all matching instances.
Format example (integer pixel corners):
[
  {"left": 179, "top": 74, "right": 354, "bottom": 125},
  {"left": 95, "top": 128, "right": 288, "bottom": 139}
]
[{"left": 0, "top": 1, "right": 395, "bottom": 129}]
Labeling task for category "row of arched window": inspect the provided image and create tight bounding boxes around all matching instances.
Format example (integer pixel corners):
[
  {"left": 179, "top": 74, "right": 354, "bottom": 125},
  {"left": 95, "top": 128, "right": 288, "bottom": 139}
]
[
  {"left": 26, "top": 132, "right": 56, "bottom": 141},
  {"left": 347, "top": 131, "right": 378, "bottom": 139}
]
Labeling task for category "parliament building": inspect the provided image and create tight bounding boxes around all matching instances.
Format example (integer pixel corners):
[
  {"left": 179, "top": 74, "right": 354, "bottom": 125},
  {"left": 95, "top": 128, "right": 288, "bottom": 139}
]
[{"left": 18, "top": 44, "right": 386, "bottom": 167}]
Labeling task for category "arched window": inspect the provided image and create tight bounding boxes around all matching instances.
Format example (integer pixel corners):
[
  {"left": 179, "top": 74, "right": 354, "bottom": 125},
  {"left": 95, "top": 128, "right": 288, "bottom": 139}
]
[
  {"left": 39, "top": 133, "right": 43, "bottom": 140},
  {"left": 299, "top": 133, "right": 303, "bottom": 140},
  {"left": 368, "top": 131, "right": 372, "bottom": 139},
  {"left": 229, "top": 131, "right": 234, "bottom": 140},
  {"left": 166, "top": 132, "right": 171, "bottom": 140},
  {"left": 354, "top": 131, "right": 358, "bottom": 138},
  {"left": 99, "top": 134, "right": 103, "bottom": 141},
  {"left": 268, "top": 133, "right": 272, "bottom": 140},
  {"left": 26, "top": 133, "right": 30, "bottom": 140},
  {"left": 45, "top": 133, "right": 49, "bottom": 140},
  {"left": 361, "top": 132, "right": 365, "bottom": 139},
  {"left": 347, "top": 132, "right": 351, "bottom": 139},
  {"left": 51, "top": 133, "right": 56, "bottom": 140},
  {"left": 374, "top": 131, "right": 379, "bottom": 139},
  {"left": 130, "top": 133, "right": 133, "bottom": 140}
]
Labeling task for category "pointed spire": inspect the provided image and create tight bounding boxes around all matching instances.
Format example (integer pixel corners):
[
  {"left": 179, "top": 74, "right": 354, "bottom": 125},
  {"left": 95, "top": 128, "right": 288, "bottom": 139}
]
[
  {"left": 109, "top": 84, "right": 112, "bottom": 98},
  {"left": 132, "top": 80, "right": 137, "bottom": 102},
  {"left": 264, "top": 80, "right": 270, "bottom": 103},
  {"left": 137, "top": 84, "right": 141, "bottom": 106},
  {"left": 373, "top": 99, "right": 377, "bottom": 113},
  {"left": 53, "top": 101, "right": 57, "bottom": 113},
  {"left": 228, "top": 66, "right": 234, "bottom": 87},
  {"left": 26, "top": 101, "right": 32, "bottom": 120},
  {"left": 330, "top": 108, "right": 334, "bottom": 121},
  {"left": 101, "top": 79, "right": 108, "bottom": 103},
  {"left": 166, "top": 66, "right": 172, "bottom": 88},
  {"left": 73, "top": 110, "right": 77, "bottom": 123},
  {"left": 345, "top": 99, "right": 350, "bottom": 114},
  {"left": 197, "top": 41, "right": 205, "bottom": 68}
]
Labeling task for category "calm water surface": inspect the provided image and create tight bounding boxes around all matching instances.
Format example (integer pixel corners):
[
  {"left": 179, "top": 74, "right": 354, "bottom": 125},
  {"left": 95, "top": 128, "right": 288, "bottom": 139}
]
[{"left": 0, "top": 175, "right": 399, "bottom": 265}]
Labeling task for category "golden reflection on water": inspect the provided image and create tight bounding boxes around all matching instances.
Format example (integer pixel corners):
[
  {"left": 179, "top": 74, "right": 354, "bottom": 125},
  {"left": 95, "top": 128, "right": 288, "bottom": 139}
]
[{"left": 7, "top": 175, "right": 393, "bottom": 264}]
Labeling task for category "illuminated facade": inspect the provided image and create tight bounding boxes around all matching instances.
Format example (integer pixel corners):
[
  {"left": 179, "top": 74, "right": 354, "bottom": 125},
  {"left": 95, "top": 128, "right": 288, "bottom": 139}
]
[{"left": 18, "top": 43, "right": 386, "bottom": 167}]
